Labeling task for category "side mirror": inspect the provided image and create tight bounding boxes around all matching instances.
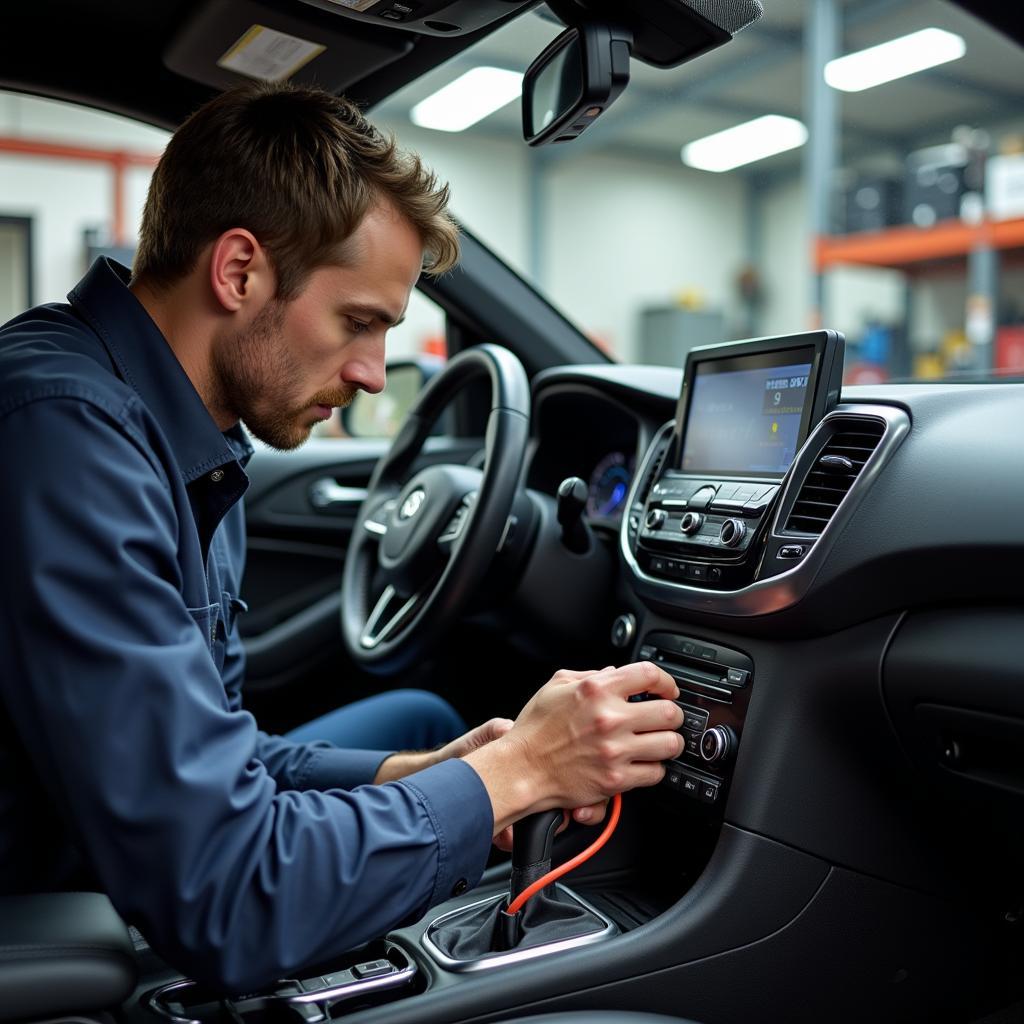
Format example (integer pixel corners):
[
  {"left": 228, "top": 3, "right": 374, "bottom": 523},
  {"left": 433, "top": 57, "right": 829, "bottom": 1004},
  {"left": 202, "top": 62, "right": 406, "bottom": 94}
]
[
  {"left": 522, "top": 24, "right": 631, "bottom": 147},
  {"left": 341, "top": 360, "right": 436, "bottom": 439}
]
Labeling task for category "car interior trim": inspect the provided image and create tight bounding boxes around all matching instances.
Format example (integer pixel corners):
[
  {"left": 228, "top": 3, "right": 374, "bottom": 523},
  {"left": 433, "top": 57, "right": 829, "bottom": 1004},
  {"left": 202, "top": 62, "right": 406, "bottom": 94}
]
[{"left": 620, "top": 403, "right": 911, "bottom": 616}]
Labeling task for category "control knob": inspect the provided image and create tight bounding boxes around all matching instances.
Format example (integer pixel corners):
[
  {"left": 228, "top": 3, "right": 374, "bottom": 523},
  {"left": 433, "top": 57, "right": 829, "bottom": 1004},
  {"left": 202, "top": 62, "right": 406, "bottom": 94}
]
[
  {"left": 700, "top": 725, "right": 736, "bottom": 766},
  {"left": 645, "top": 508, "right": 667, "bottom": 530},
  {"left": 719, "top": 518, "right": 746, "bottom": 548},
  {"left": 610, "top": 613, "right": 636, "bottom": 649},
  {"left": 679, "top": 511, "right": 703, "bottom": 535}
]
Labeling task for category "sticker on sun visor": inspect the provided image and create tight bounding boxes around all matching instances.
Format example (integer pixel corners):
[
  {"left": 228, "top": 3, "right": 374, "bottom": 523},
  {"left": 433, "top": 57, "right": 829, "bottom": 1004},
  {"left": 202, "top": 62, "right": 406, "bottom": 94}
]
[
  {"left": 217, "top": 25, "right": 326, "bottom": 83},
  {"left": 322, "top": 0, "right": 378, "bottom": 9}
]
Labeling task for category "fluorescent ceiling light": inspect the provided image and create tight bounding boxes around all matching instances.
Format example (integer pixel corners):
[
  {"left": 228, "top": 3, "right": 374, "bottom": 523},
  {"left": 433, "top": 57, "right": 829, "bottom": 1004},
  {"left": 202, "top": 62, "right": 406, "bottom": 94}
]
[
  {"left": 825, "top": 27, "right": 965, "bottom": 92},
  {"left": 681, "top": 115, "right": 808, "bottom": 173},
  {"left": 410, "top": 67, "right": 523, "bottom": 132}
]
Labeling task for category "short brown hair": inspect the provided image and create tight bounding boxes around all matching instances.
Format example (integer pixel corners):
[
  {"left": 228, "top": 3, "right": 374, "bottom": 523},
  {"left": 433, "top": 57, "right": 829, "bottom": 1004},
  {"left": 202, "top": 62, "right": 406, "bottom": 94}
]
[{"left": 134, "top": 81, "right": 459, "bottom": 297}]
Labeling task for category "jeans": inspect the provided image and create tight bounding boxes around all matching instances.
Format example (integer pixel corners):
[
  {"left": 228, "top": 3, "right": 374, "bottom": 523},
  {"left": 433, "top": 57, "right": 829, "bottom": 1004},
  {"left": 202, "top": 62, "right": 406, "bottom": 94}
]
[{"left": 285, "top": 688, "right": 468, "bottom": 753}]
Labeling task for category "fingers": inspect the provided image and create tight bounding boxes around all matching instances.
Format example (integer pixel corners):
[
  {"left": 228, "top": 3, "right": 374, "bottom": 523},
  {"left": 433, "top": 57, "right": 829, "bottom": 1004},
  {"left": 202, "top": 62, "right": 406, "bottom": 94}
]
[
  {"left": 572, "top": 799, "right": 608, "bottom": 825},
  {"left": 581, "top": 661, "right": 679, "bottom": 701},
  {"left": 628, "top": 730, "right": 685, "bottom": 763},
  {"left": 493, "top": 825, "right": 514, "bottom": 852},
  {"left": 479, "top": 717, "right": 515, "bottom": 743},
  {"left": 626, "top": 696, "right": 685, "bottom": 733}
]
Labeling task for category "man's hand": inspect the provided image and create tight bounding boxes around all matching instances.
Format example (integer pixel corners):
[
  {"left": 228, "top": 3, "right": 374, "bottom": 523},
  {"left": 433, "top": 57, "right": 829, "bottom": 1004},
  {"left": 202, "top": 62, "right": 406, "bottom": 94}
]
[
  {"left": 373, "top": 717, "right": 514, "bottom": 784},
  {"left": 463, "top": 662, "right": 685, "bottom": 836}
]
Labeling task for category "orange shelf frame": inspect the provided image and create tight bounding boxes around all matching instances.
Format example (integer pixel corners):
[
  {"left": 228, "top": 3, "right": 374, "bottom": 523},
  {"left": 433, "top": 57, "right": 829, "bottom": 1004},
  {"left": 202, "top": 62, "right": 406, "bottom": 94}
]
[
  {"left": 815, "top": 216, "right": 1024, "bottom": 271},
  {"left": 0, "top": 135, "right": 160, "bottom": 246}
]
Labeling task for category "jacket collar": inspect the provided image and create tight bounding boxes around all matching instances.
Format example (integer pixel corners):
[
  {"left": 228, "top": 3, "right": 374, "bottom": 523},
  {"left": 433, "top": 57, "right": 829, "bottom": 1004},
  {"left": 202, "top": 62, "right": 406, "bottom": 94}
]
[{"left": 68, "top": 258, "right": 253, "bottom": 483}]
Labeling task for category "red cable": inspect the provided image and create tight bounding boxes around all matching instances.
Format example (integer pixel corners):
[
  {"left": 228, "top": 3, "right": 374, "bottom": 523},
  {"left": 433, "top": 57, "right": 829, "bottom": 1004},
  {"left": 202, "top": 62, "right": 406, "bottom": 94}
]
[{"left": 504, "top": 792, "right": 623, "bottom": 916}]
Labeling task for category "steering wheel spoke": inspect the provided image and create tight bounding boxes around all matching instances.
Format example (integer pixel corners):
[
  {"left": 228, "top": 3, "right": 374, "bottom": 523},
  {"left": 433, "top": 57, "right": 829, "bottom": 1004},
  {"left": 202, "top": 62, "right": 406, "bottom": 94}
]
[
  {"left": 437, "top": 491, "right": 478, "bottom": 552},
  {"left": 359, "top": 584, "right": 427, "bottom": 649},
  {"left": 341, "top": 344, "right": 530, "bottom": 672},
  {"left": 363, "top": 498, "right": 397, "bottom": 537}
]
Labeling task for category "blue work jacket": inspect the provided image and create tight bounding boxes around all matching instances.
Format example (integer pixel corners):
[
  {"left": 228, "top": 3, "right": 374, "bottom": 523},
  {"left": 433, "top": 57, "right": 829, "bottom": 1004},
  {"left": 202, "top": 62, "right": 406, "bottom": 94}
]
[{"left": 0, "top": 258, "right": 492, "bottom": 991}]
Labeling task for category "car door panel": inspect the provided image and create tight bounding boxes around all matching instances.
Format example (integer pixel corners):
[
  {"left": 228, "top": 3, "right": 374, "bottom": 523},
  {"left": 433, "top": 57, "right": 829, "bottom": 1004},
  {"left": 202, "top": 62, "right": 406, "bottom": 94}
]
[{"left": 239, "top": 437, "right": 482, "bottom": 722}]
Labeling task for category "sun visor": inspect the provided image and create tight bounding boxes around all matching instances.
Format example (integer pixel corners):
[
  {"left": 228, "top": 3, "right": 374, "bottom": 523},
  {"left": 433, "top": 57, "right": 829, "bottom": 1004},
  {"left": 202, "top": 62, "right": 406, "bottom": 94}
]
[
  {"left": 164, "top": 0, "right": 412, "bottom": 92},
  {"left": 296, "top": 0, "right": 537, "bottom": 38}
]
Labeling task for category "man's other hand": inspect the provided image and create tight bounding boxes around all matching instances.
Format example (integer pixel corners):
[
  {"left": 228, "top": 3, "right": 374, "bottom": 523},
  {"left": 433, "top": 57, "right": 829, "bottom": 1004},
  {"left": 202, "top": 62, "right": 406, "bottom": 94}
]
[{"left": 373, "top": 717, "right": 514, "bottom": 784}]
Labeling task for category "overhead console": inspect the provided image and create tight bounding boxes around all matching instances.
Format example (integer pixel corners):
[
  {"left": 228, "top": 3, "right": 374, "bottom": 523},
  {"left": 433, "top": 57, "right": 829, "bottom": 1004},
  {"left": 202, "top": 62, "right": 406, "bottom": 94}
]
[{"left": 621, "top": 331, "right": 909, "bottom": 616}]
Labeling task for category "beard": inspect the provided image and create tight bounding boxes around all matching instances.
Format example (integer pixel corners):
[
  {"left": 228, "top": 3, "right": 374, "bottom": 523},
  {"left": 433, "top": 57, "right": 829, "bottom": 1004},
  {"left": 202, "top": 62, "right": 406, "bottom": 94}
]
[{"left": 211, "top": 300, "right": 357, "bottom": 451}]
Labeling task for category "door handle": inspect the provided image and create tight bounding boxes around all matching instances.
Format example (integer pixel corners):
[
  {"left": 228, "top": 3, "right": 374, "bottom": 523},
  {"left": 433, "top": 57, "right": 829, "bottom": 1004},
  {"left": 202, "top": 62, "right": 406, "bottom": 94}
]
[{"left": 309, "top": 478, "right": 368, "bottom": 511}]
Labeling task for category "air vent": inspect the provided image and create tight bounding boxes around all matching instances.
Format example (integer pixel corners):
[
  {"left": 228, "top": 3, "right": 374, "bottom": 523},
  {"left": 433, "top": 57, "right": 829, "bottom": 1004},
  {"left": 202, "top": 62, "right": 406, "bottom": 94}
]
[
  {"left": 638, "top": 435, "right": 671, "bottom": 503},
  {"left": 784, "top": 418, "right": 885, "bottom": 535}
]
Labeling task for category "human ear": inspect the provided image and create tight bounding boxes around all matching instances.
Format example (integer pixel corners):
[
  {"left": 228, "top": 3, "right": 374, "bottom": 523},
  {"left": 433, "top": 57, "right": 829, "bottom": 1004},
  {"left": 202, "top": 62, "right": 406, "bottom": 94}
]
[{"left": 208, "top": 229, "right": 274, "bottom": 312}]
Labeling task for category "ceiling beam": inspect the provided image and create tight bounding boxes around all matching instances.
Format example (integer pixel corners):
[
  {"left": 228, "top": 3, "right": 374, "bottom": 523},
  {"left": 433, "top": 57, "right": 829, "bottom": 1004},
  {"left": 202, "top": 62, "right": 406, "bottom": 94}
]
[{"left": 374, "top": 5, "right": 1024, "bottom": 172}]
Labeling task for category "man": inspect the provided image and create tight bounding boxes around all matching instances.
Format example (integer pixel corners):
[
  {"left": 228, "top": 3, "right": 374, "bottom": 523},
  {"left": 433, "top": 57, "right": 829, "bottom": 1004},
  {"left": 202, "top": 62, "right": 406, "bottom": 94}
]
[{"left": 0, "top": 82, "right": 684, "bottom": 992}]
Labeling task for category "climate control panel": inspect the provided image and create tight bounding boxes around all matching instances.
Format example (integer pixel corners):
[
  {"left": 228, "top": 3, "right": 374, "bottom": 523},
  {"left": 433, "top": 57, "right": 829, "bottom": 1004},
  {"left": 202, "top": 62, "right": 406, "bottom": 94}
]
[{"left": 636, "top": 631, "right": 754, "bottom": 811}]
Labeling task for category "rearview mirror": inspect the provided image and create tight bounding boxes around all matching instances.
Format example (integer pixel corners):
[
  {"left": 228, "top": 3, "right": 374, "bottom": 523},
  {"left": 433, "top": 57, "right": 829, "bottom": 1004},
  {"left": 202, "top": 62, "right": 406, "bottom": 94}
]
[{"left": 522, "top": 24, "right": 631, "bottom": 147}]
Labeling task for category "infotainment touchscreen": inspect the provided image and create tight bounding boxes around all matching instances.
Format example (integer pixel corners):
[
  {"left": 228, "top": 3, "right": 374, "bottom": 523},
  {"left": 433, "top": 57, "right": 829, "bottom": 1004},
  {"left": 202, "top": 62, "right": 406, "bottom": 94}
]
[{"left": 677, "top": 331, "right": 844, "bottom": 479}]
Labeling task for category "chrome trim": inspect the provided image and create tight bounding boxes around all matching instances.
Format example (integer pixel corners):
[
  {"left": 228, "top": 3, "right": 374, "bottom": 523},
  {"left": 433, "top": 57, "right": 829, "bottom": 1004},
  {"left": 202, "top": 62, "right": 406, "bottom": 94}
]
[
  {"left": 420, "top": 884, "right": 617, "bottom": 972},
  {"left": 148, "top": 958, "right": 416, "bottom": 1018},
  {"left": 359, "top": 585, "right": 422, "bottom": 649},
  {"left": 438, "top": 491, "right": 477, "bottom": 544},
  {"left": 399, "top": 487, "right": 426, "bottom": 521},
  {"left": 147, "top": 980, "right": 203, "bottom": 1024},
  {"left": 619, "top": 405, "right": 911, "bottom": 617},
  {"left": 363, "top": 498, "right": 397, "bottom": 537},
  {"left": 282, "top": 961, "right": 417, "bottom": 1006},
  {"left": 309, "top": 479, "right": 368, "bottom": 509}
]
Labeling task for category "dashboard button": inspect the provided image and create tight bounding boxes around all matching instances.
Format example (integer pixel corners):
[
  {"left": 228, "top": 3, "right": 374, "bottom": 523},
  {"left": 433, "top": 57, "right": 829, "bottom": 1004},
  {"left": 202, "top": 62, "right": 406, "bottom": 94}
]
[
  {"left": 710, "top": 497, "right": 746, "bottom": 513},
  {"left": 682, "top": 776, "right": 700, "bottom": 796},
  {"left": 726, "top": 668, "right": 750, "bottom": 686},
  {"left": 352, "top": 960, "right": 394, "bottom": 980},
  {"left": 687, "top": 486, "right": 717, "bottom": 511},
  {"left": 708, "top": 566, "right": 723, "bottom": 582},
  {"left": 687, "top": 563, "right": 707, "bottom": 581},
  {"left": 779, "top": 544, "right": 807, "bottom": 559},
  {"left": 699, "top": 645, "right": 717, "bottom": 660},
  {"left": 681, "top": 641, "right": 697, "bottom": 655},
  {"left": 699, "top": 782, "right": 720, "bottom": 803},
  {"left": 322, "top": 970, "right": 355, "bottom": 987}
]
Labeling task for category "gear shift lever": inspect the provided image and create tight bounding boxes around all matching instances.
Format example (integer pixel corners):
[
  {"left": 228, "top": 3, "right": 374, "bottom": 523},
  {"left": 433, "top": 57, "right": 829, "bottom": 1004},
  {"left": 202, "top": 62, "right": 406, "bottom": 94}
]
[
  {"left": 498, "top": 809, "right": 563, "bottom": 951},
  {"left": 510, "top": 810, "right": 563, "bottom": 903},
  {"left": 425, "top": 805, "right": 613, "bottom": 962}
]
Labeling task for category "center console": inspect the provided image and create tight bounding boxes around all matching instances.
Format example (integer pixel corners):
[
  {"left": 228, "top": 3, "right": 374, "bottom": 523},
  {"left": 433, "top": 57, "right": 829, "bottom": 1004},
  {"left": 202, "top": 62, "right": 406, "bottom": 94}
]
[{"left": 625, "top": 331, "right": 844, "bottom": 594}]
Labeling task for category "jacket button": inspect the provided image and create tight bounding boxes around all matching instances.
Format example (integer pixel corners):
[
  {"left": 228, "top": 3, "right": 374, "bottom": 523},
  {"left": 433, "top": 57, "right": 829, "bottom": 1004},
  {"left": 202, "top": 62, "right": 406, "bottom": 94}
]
[
  {"left": 210, "top": 469, "right": 225, "bottom": 483},
  {"left": 451, "top": 878, "right": 468, "bottom": 896}
]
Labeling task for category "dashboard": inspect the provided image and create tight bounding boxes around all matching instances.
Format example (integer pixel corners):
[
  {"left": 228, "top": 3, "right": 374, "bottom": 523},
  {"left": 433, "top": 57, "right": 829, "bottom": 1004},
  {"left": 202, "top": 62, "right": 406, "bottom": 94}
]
[
  {"left": 521, "top": 339, "right": 1024, "bottom": 914},
  {"left": 525, "top": 387, "right": 643, "bottom": 529}
]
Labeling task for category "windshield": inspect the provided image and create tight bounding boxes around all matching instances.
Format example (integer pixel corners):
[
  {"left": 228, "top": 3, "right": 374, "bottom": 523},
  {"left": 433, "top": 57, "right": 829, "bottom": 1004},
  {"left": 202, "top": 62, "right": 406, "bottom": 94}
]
[{"left": 374, "top": 1, "right": 1024, "bottom": 383}]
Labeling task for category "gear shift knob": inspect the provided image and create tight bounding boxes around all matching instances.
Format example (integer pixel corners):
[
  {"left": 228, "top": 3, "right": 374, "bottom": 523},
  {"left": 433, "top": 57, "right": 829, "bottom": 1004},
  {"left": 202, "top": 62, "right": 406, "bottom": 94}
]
[
  {"left": 556, "top": 477, "right": 590, "bottom": 554},
  {"left": 510, "top": 809, "right": 562, "bottom": 902}
]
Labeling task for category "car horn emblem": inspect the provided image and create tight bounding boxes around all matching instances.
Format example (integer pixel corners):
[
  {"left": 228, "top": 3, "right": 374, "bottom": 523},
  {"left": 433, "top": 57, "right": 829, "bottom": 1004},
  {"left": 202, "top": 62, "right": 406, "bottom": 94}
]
[{"left": 399, "top": 488, "right": 426, "bottom": 521}]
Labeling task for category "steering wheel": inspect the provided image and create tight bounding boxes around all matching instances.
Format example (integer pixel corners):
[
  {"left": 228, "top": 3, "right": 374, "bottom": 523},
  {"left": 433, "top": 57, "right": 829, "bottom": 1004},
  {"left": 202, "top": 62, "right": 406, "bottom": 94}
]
[{"left": 341, "top": 344, "right": 530, "bottom": 673}]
